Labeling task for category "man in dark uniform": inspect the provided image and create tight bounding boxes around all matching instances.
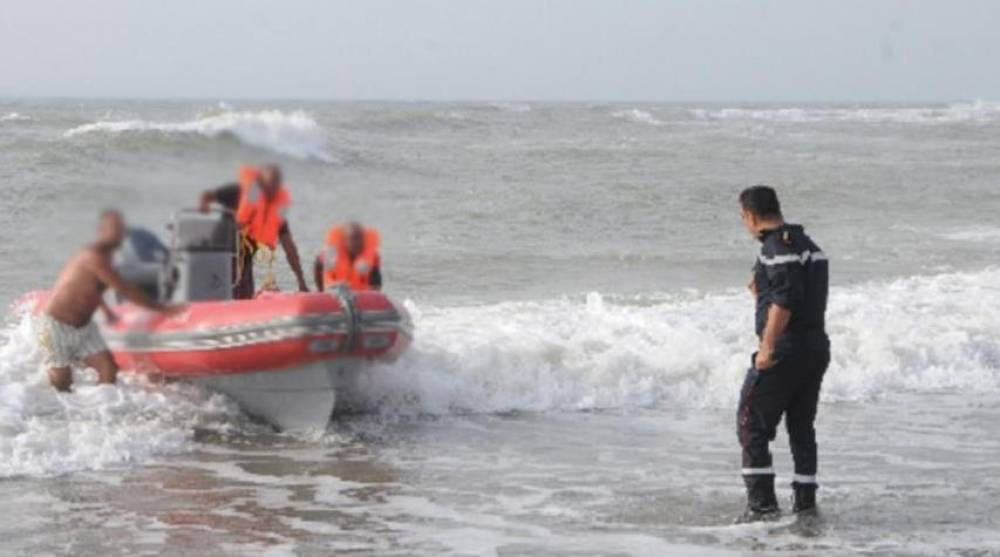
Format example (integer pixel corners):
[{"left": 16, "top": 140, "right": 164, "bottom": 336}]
[
  {"left": 736, "top": 185, "right": 830, "bottom": 522},
  {"left": 199, "top": 165, "right": 309, "bottom": 299}
]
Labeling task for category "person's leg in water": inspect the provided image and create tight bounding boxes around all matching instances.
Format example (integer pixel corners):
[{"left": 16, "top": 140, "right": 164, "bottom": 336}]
[
  {"left": 784, "top": 350, "right": 830, "bottom": 515},
  {"left": 83, "top": 350, "right": 119, "bottom": 385},
  {"left": 736, "top": 357, "right": 798, "bottom": 522},
  {"left": 42, "top": 315, "right": 75, "bottom": 392},
  {"left": 48, "top": 366, "right": 73, "bottom": 392}
]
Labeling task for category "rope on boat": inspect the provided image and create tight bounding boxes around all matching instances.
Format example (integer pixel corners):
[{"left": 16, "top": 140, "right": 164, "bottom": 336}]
[
  {"left": 233, "top": 229, "right": 255, "bottom": 291},
  {"left": 256, "top": 245, "right": 279, "bottom": 292}
]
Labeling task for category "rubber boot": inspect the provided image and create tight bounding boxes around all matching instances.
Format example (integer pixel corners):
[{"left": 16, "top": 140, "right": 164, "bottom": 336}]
[
  {"left": 736, "top": 475, "right": 780, "bottom": 523},
  {"left": 792, "top": 482, "right": 818, "bottom": 516}
]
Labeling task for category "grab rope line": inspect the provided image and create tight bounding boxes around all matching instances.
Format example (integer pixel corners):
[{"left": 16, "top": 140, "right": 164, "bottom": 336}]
[
  {"left": 233, "top": 225, "right": 278, "bottom": 294},
  {"left": 256, "top": 245, "right": 278, "bottom": 292},
  {"left": 233, "top": 229, "right": 256, "bottom": 291}
]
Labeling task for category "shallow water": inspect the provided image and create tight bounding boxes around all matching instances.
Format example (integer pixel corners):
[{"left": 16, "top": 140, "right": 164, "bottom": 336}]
[
  {"left": 3, "top": 395, "right": 999, "bottom": 556},
  {"left": 1, "top": 99, "right": 999, "bottom": 555}
]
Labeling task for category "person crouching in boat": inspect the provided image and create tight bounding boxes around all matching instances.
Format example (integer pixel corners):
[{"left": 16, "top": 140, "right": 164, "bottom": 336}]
[
  {"left": 313, "top": 222, "right": 382, "bottom": 292},
  {"left": 199, "top": 164, "right": 309, "bottom": 298},
  {"left": 42, "top": 210, "right": 186, "bottom": 392}
]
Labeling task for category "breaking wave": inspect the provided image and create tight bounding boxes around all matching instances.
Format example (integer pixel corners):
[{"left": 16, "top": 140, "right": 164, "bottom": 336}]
[
  {"left": 4, "top": 268, "right": 998, "bottom": 475},
  {"left": 941, "top": 226, "right": 1000, "bottom": 242},
  {"left": 353, "top": 267, "right": 1000, "bottom": 414},
  {"left": 0, "top": 112, "right": 32, "bottom": 122},
  {"left": 690, "top": 100, "right": 1000, "bottom": 124},
  {"left": 63, "top": 110, "right": 333, "bottom": 161},
  {"left": 490, "top": 102, "right": 532, "bottom": 113},
  {"left": 611, "top": 108, "right": 664, "bottom": 126}
]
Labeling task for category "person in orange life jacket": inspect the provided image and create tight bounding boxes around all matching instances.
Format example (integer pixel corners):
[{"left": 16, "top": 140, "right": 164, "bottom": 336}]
[
  {"left": 199, "top": 164, "right": 309, "bottom": 299},
  {"left": 313, "top": 222, "right": 382, "bottom": 292}
]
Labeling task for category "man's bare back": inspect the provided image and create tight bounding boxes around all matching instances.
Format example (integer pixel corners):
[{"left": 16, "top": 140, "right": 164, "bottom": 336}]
[{"left": 46, "top": 246, "right": 115, "bottom": 327}]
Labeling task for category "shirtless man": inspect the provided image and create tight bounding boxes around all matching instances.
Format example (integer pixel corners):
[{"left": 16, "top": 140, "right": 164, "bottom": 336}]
[{"left": 42, "top": 210, "right": 184, "bottom": 391}]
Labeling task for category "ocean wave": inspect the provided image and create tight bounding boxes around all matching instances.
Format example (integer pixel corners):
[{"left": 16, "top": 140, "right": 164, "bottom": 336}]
[
  {"left": 941, "top": 226, "right": 1000, "bottom": 242},
  {"left": 489, "top": 102, "right": 532, "bottom": 113},
  {"left": 4, "top": 268, "right": 998, "bottom": 475},
  {"left": 350, "top": 267, "right": 1000, "bottom": 414},
  {"left": 0, "top": 112, "right": 32, "bottom": 122},
  {"left": 611, "top": 108, "right": 664, "bottom": 126},
  {"left": 63, "top": 110, "right": 333, "bottom": 162},
  {"left": 690, "top": 100, "right": 1000, "bottom": 124}
]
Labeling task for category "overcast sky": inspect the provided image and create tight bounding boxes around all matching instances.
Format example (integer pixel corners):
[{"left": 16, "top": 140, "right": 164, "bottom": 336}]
[{"left": 1, "top": 0, "right": 997, "bottom": 102}]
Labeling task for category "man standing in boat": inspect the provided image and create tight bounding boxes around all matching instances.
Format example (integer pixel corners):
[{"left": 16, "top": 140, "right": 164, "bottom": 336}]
[
  {"left": 199, "top": 164, "right": 309, "bottom": 298},
  {"left": 42, "top": 210, "right": 186, "bottom": 392},
  {"left": 313, "top": 222, "right": 382, "bottom": 291},
  {"left": 736, "top": 185, "right": 830, "bottom": 522}
]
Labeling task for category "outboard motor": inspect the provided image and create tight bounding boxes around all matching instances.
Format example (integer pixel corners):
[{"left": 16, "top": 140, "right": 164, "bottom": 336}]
[
  {"left": 115, "top": 227, "right": 170, "bottom": 302},
  {"left": 167, "top": 210, "right": 236, "bottom": 302}
]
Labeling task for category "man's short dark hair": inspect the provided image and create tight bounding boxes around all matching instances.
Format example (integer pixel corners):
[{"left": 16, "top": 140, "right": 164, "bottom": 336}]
[{"left": 739, "top": 185, "right": 782, "bottom": 218}]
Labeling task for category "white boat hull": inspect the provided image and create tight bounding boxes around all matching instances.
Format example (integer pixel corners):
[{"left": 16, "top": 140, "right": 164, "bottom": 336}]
[{"left": 191, "top": 360, "right": 364, "bottom": 431}]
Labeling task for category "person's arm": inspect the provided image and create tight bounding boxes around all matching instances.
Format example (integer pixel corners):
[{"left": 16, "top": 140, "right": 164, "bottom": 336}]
[
  {"left": 756, "top": 304, "right": 791, "bottom": 370},
  {"left": 89, "top": 254, "right": 185, "bottom": 315},
  {"left": 98, "top": 298, "right": 118, "bottom": 324},
  {"left": 279, "top": 229, "right": 309, "bottom": 292},
  {"left": 313, "top": 255, "right": 325, "bottom": 292},
  {"left": 198, "top": 191, "right": 215, "bottom": 213},
  {"left": 755, "top": 242, "right": 805, "bottom": 370},
  {"left": 200, "top": 184, "right": 240, "bottom": 213},
  {"left": 369, "top": 265, "right": 382, "bottom": 291}
]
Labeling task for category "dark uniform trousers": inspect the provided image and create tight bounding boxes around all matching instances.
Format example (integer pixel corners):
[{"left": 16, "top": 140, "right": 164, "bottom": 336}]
[{"left": 737, "top": 348, "right": 830, "bottom": 483}]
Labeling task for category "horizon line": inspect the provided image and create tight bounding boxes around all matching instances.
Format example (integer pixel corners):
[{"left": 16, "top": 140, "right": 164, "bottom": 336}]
[{"left": 0, "top": 94, "right": 992, "bottom": 106}]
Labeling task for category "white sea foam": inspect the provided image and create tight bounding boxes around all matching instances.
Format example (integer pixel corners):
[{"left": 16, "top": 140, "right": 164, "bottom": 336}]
[
  {"left": 612, "top": 108, "right": 664, "bottom": 126},
  {"left": 0, "top": 112, "right": 32, "bottom": 122},
  {"left": 0, "top": 313, "right": 246, "bottom": 478},
  {"left": 690, "top": 100, "right": 1000, "bottom": 124},
  {"left": 5, "top": 268, "right": 998, "bottom": 476},
  {"left": 353, "top": 267, "right": 1000, "bottom": 414},
  {"left": 64, "top": 110, "right": 333, "bottom": 161},
  {"left": 941, "top": 226, "right": 1000, "bottom": 242}
]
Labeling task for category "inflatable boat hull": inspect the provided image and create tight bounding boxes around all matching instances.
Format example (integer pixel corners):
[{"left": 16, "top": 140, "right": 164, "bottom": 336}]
[{"left": 21, "top": 289, "right": 412, "bottom": 430}]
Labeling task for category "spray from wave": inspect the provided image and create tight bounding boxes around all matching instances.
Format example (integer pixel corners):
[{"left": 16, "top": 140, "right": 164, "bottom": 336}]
[
  {"left": 351, "top": 268, "right": 1000, "bottom": 415},
  {"left": 64, "top": 110, "right": 333, "bottom": 162},
  {"left": 690, "top": 100, "right": 1000, "bottom": 124}
]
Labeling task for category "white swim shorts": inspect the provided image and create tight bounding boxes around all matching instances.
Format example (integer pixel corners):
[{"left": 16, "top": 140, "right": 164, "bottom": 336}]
[{"left": 39, "top": 314, "right": 109, "bottom": 368}]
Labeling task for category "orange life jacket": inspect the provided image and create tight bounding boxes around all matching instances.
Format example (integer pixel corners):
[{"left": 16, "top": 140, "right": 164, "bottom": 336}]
[
  {"left": 235, "top": 165, "right": 290, "bottom": 250},
  {"left": 322, "top": 226, "right": 381, "bottom": 291}
]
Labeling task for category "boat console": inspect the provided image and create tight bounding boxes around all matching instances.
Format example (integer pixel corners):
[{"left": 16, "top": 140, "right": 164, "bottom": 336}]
[{"left": 115, "top": 210, "right": 236, "bottom": 303}]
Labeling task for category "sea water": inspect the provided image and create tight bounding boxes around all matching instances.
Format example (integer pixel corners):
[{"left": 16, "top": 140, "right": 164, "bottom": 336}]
[{"left": 0, "top": 99, "right": 998, "bottom": 555}]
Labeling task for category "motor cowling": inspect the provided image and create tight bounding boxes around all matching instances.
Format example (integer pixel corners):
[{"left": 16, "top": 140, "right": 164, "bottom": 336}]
[{"left": 114, "top": 227, "right": 170, "bottom": 302}]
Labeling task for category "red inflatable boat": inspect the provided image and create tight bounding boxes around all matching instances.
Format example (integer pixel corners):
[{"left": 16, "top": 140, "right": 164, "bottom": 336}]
[
  {"left": 22, "top": 209, "right": 412, "bottom": 430},
  {"left": 104, "top": 290, "right": 409, "bottom": 376},
  {"left": 23, "top": 288, "right": 412, "bottom": 430}
]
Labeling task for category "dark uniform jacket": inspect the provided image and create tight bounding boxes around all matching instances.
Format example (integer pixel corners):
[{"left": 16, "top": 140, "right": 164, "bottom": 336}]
[{"left": 752, "top": 224, "right": 830, "bottom": 356}]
